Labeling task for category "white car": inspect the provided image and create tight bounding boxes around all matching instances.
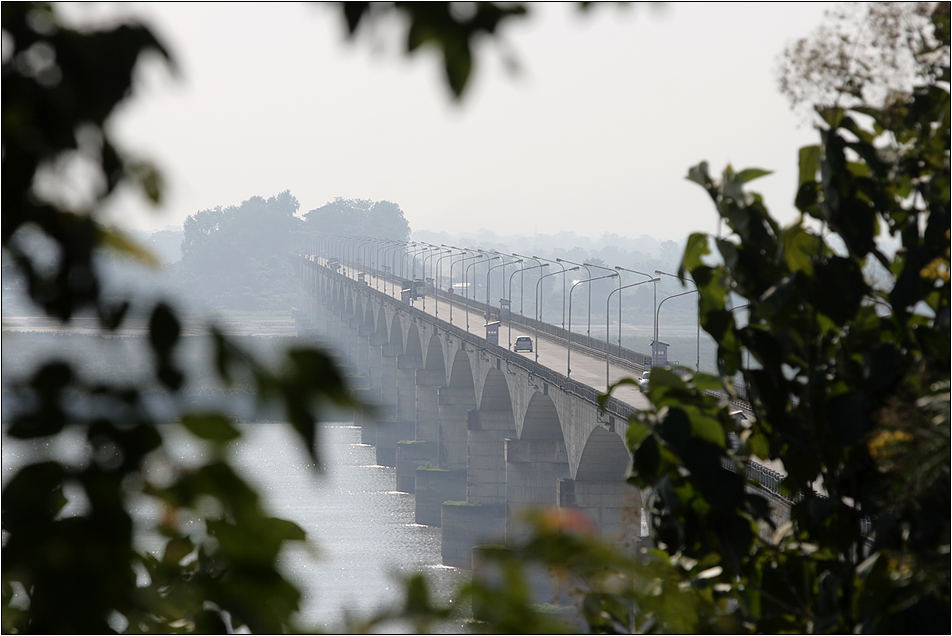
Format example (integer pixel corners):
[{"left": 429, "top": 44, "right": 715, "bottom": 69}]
[
  {"left": 639, "top": 371, "right": 650, "bottom": 392},
  {"left": 513, "top": 336, "right": 533, "bottom": 352}
]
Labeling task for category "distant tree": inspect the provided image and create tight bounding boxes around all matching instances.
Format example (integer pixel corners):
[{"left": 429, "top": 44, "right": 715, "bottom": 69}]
[
  {"left": 777, "top": 1, "right": 948, "bottom": 117},
  {"left": 178, "top": 191, "right": 304, "bottom": 309},
  {"left": 303, "top": 197, "right": 411, "bottom": 242}
]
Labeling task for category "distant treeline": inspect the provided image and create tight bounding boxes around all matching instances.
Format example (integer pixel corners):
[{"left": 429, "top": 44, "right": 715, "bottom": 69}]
[{"left": 170, "top": 193, "right": 411, "bottom": 310}]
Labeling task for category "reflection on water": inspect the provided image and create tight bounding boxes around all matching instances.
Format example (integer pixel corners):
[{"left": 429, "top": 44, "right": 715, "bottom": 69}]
[
  {"left": 2, "top": 422, "right": 471, "bottom": 633},
  {"left": 229, "top": 423, "right": 471, "bottom": 632}
]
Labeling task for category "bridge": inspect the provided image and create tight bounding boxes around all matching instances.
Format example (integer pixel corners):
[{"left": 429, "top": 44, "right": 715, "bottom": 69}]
[{"left": 292, "top": 244, "right": 790, "bottom": 569}]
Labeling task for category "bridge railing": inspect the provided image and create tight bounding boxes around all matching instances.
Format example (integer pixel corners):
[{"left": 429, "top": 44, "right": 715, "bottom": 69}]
[
  {"left": 299, "top": 257, "right": 878, "bottom": 537},
  {"left": 309, "top": 255, "right": 750, "bottom": 407},
  {"left": 300, "top": 257, "right": 640, "bottom": 424}
]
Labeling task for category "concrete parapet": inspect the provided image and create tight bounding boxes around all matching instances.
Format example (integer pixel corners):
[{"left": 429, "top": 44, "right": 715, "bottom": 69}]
[{"left": 415, "top": 468, "right": 466, "bottom": 526}]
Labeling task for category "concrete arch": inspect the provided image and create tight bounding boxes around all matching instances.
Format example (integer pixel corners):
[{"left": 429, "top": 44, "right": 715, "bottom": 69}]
[
  {"left": 448, "top": 348, "right": 476, "bottom": 391},
  {"left": 345, "top": 290, "right": 355, "bottom": 318},
  {"left": 423, "top": 332, "right": 446, "bottom": 373},
  {"left": 440, "top": 348, "right": 478, "bottom": 471},
  {"left": 404, "top": 323, "right": 423, "bottom": 364},
  {"left": 575, "top": 428, "right": 629, "bottom": 482},
  {"left": 519, "top": 392, "right": 564, "bottom": 441},
  {"left": 375, "top": 304, "right": 388, "bottom": 343},
  {"left": 363, "top": 299, "right": 375, "bottom": 332},
  {"left": 479, "top": 368, "right": 513, "bottom": 413},
  {"left": 388, "top": 314, "right": 404, "bottom": 355}
]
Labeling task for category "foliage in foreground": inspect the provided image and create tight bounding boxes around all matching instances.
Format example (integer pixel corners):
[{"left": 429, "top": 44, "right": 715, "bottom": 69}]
[{"left": 3, "top": 1, "right": 950, "bottom": 633}]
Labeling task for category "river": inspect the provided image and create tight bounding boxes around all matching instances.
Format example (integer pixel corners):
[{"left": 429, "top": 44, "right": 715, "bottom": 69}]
[
  {"left": 1, "top": 421, "right": 472, "bottom": 633},
  {"left": 229, "top": 422, "right": 471, "bottom": 632}
]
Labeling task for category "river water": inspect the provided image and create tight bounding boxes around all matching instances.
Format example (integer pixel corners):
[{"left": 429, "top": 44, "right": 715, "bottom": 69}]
[
  {"left": 1, "top": 421, "right": 471, "bottom": 633},
  {"left": 229, "top": 422, "right": 471, "bottom": 632}
]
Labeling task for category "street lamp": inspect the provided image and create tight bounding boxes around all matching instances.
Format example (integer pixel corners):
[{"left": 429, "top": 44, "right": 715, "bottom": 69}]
[
  {"left": 449, "top": 251, "right": 483, "bottom": 325},
  {"left": 534, "top": 255, "right": 569, "bottom": 329},
  {"left": 655, "top": 269, "right": 700, "bottom": 372},
  {"left": 614, "top": 266, "right": 658, "bottom": 355},
  {"left": 568, "top": 272, "right": 617, "bottom": 378},
  {"left": 421, "top": 246, "right": 446, "bottom": 311},
  {"left": 606, "top": 277, "right": 660, "bottom": 390},
  {"left": 436, "top": 246, "right": 463, "bottom": 319},
  {"left": 655, "top": 289, "right": 699, "bottom": 369},
  {"left": 558, "top": 258, "right": 592, "bottom": 336},
  {"left": 535, "top": 266, "right": 578, "bottom": 363},
  {"left": 467, "top": 255, "right": 499, "bottom": 332},
  {"left": 486, "top": 257, "right": 516, "bottom": 313},
  {"left": 513, "top": 254, "right": 543, "bottom": 317},
  {"left": 508, "top": 261, "right": 545, "bottom": 349}
]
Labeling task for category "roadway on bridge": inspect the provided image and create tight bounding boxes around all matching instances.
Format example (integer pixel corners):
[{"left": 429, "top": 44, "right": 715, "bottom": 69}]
[
  {"left": 323, "top": 260, "right": 793, "bottom": 483},
  {"left": 332, "top": 261, "right": 650, "bottom": 412}
]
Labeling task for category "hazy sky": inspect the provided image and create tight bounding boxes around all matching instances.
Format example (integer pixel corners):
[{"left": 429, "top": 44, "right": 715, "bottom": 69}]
[{"left": 74, "top": 2, "right": 833, "bottom": 243}]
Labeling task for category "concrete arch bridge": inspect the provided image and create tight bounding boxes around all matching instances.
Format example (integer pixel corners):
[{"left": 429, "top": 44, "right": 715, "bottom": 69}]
[{"left": 294, "top": 255, "right": 787, "bottom": 569}]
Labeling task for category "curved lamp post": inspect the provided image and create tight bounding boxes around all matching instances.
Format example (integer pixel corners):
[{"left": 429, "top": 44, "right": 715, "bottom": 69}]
[
  {"left": 450, "top": 251, "right": 483, "bottom": 325},
  {"left": 513, "top": 254, "right": 543, "bottom": 317},
  {"left": 655, "top": 269, "right": 700, "bottom": 371},
  {"left": 508, "top": 261, "right": 545, "bottom": 349},
  {"left": 558, "top": 258, "right": 592, "bottom": 336},
  {"left": 466, "top": 255, "right": 499, "bottom": 332},
  {"left": 567, "top": 272, "right": 616, "bottom": 378},
  {"left": 486, "top": 257, "right": 515, "bottom": 314},
  {"left": 534, "top": 255, "right": 569, "bottom": 329},
  {"left": 606, "top": 277, "right": 660, "bottom": 390},
  {"left": 535, "top": 266, "right": 578, "bottom": 363},
  {"left": 614, "top": 266, "right": 657, "bottom": 353},
  {"left": 435, "top": 247, "right": 463, "bottom": 319},
  {"left": 654, "top": 289, "right": 699, "bottom": 369}
]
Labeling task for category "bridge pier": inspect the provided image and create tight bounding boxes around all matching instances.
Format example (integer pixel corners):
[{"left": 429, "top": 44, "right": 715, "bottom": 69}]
[
  {"left": 415, "top": 468, "right": 466, "bottom": 526},
  {"left": 393, "top": 368, "right": 444, "bottom": 493},
  {"left": 505, "top": 438, "right": 571, "bottom": 545},
  {"left": 438, "top": 386, "right": 473, "bottom": 471},
  {"left": 559, "top": 479, "right": 642, "bottom": 550}
]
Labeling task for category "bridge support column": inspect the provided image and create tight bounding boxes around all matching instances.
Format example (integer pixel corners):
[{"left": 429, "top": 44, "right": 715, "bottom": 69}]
[
  {"left": 505, "top": 438, "right": 570, "bottom": 545},
  {"left": 441, "top": 501, "right": 504, "bottom": 569},
  {"left": 437, "top": 409, "right": 512, "bottom": 569},
  {"left": 396, "top": 355, "right": 420, "bottom": 423},
  {"left": 438, "top": 386, "right": 474, "bottom": 471},
  {"left": 415, "top": 467, "right": 466, "bottom": 526},
  {"left": 367, "top": 334, "right": 385, "bottom": 400},
  {"left": 370, "top": 344, "right": 398, "bottom": 445},
  {"left": 559, "top": 479, "right": 642, "bottom": 550},
  {"left": 393, "top": 369, "right": 443, "bottom": 492},
  {"left": 414, "top": 369, "right": 443, "bottom": 444},
  {"left": 374, "top": 420, "right": 415, "bottom": 468},
  {"left": 467, "top": 410, "right": 512, "bottom": 505},
  {"left": 355, "top": 323, "right": 371, "bottom": 378}
]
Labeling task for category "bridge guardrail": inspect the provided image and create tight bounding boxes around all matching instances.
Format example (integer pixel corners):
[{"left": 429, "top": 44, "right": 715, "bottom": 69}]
[{"left": 300, "top": 256, "right": 874, "bottom": 535}]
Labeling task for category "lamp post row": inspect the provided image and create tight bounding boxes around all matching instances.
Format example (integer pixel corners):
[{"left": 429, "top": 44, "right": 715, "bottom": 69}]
[{"left": 307, "top": 233, "right": 702, "bottom": 374}]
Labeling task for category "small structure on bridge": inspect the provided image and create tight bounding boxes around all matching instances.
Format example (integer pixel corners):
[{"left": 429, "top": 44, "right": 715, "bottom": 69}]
[
  {"left": 499, "top": 298, "right": 511, "bottom": 320},
  {"left": 650, "top": 340, "right": 669, "bottom": 367},
  {"left": 485, "top": 320, "right": 500, "bottom": 346}
]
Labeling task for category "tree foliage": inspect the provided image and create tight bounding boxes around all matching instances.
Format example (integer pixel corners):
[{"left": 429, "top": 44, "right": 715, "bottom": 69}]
[
  {"left": 777, "top": 2, "right": 950, "bottom": 116},
  {"left": 462, "top": 4, "right": 950, "bottom": 633},
  {"left": 627, "top": 4, "right": 949, "bottom": 631},
  {"left": 4, "top": 1, "right": 950, "bottom": 633},
  {"left": 303, "top": 197, "right": 411, "bottom": 243},
  {"left": 177, "top": 191, "right": 303, "bottom": 310},
  {"left": 2, "top": 5, "right": 354, "bottom": 633}
]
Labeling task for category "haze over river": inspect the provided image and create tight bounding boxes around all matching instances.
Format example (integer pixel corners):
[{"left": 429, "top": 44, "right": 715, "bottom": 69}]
[{"left": 1, "top": 421, "right": 471, "bottom": 633}]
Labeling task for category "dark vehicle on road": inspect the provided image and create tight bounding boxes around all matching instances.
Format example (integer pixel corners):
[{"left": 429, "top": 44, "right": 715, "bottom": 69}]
[{"left": 514, "top": 336, "right": 533, "bottom": 352}]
